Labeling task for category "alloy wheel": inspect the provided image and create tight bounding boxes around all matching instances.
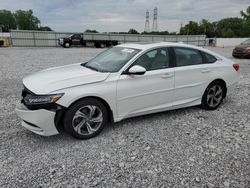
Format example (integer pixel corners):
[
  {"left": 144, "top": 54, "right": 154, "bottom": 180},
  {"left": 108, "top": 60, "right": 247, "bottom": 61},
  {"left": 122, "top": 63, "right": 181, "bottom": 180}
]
[
  {"left": 72, "top": 105, "right": 103, "bottom": 136},
  {"left": 207, "top": 84, "right": 223, "bottom": 108}
]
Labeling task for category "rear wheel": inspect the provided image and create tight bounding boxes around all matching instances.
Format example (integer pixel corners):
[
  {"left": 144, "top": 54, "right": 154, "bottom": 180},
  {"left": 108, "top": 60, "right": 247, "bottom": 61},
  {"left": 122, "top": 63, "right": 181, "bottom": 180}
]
[
  {"left": 201, "top": 81, "right": 225, "bottom": 110},
  {"left": 100, "top": 43, "right": 106, "bottom": 48},
  {"left": 64, "top": 99, "right": 108, "bottom": 139}
]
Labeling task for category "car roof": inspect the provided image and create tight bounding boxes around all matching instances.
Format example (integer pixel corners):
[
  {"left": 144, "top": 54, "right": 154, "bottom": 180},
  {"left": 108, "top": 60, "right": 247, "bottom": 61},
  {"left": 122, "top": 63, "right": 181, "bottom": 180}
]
[
  {"left": 117, "top": 42, "right": 200, "bottom": 50},
  {"left": 116, "top": 42, "right": 225, "bottom": 59}
]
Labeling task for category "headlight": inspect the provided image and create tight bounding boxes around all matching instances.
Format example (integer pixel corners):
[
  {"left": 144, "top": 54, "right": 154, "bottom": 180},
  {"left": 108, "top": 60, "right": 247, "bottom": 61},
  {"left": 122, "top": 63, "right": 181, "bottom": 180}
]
[{"left": 24, "top": 93, "right": 64, "bottom": 106}]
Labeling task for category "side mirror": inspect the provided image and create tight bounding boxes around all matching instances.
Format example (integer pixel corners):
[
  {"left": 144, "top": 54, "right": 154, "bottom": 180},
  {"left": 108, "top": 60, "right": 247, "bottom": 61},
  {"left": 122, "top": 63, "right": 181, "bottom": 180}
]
[{"left": 127, "top": 65, "right": 146, "bottom": 75}]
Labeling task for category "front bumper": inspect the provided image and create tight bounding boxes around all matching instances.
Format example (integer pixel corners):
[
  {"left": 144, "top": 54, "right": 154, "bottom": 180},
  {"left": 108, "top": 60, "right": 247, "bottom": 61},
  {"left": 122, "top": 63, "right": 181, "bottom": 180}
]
[
  {"left": 15, "top": 103, "right": 59, "bottom": 136},
  {"left": 58, "top": 39, "right": 64, "bottom": 46}
]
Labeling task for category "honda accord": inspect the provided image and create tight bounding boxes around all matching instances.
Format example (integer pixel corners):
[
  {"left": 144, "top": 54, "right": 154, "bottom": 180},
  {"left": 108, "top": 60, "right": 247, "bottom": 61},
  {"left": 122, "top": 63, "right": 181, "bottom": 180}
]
[{"left": 15, "top": 42, "right": 240, "bottom": 139}]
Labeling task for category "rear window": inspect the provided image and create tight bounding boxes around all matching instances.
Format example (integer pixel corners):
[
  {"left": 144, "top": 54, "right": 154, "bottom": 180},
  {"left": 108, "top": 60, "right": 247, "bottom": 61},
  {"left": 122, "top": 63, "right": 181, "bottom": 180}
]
[{"left": 202, "top": 52, "right": 217, "bottom": 64}]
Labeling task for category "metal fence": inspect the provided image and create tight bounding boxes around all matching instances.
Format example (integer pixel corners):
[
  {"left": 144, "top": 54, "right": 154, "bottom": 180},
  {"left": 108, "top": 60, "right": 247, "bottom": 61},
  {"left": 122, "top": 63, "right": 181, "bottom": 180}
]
[
  {"left": 10, "top": 30, "right": 72, "bottom": 47},
  {"left": 10, "top": 30, "right": 206, "bottom": 47}
]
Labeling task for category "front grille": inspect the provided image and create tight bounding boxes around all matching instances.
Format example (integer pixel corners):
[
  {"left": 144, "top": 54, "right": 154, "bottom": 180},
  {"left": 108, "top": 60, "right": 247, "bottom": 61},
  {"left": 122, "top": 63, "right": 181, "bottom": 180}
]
[{"left": 235, "top": 48, "right": 244, "bottom": 53}]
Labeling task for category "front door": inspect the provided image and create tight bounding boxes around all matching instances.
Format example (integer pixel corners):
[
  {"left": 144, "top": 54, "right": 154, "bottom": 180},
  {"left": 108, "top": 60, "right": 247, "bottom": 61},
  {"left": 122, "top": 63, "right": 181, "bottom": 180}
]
[
  {"left": 71, "top": 34, "right": 81, "bottom": 45},
  {"left": 116, "top": 47, "right": 175, "bottom": 118}
]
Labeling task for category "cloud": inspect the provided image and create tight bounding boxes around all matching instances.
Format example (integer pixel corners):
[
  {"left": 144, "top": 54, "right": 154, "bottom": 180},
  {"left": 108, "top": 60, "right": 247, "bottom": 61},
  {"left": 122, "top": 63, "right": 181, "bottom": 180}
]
[{"left": 0, "top": 0, "right": 249, "bottom": 32}]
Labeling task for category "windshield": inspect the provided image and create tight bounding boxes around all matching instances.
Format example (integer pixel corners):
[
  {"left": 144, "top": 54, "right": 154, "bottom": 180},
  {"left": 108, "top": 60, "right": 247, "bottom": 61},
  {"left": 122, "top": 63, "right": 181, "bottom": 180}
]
[
  {"left": 83, "top": 47, "right": 140, "bottom": 72},
  {"left": 241, "top": 39, "right": 250, "bottom": 45}
]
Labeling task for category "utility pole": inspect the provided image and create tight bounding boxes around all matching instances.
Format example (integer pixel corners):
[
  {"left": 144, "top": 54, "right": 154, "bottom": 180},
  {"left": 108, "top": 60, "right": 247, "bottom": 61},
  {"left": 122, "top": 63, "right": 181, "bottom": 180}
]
[
  {"left": 144, "top": 10, "right": 150, "bottom": 33},
  {"left": 152, "top": 7, "right": 158, "bottom": 32}
]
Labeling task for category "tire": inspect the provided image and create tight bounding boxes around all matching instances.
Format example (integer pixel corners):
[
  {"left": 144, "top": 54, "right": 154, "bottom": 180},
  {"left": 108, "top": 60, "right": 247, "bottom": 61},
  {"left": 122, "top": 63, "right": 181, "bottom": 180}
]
[
  {"left": 81, "top": 42, "right": 86, "bottom": 47},
  {"left": 201, "top": 81, "right": 225, "bottom": 110},
  {"left": 94, "top": 42, "right": 99, "bottom": 48},
  {"left": 100, "top": 43, "right": 106, "bottom": 48},
  {"left": 64, "top": 42, "right": 70, "bottom": 48},
  {"left": 64, "top": 98, "right": 108, "bottom": 139},
  {"left": 107, "top": 42, "right": 113, "bottom": 47}
]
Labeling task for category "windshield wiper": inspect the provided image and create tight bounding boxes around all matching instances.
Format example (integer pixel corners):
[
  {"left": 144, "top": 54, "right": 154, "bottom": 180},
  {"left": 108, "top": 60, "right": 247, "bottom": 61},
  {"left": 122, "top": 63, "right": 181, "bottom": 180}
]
[{"left": 81, "top": 63, "right": 100, "bottom": 72}]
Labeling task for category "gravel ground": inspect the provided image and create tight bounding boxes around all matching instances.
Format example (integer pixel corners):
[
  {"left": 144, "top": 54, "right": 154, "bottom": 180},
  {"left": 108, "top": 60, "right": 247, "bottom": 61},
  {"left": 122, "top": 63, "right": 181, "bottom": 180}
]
[{"left": 0, "top": 46, "right": 249, "bottom": 188}]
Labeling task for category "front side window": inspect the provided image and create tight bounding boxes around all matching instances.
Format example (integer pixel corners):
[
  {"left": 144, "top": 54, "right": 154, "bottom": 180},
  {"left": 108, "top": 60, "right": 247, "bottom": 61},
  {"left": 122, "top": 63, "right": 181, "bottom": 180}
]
[
  {"left": 133, "top": 48, "right": 170, "bottom": 71},
  {"left": 72, "top": 34, "right": 81, "bottom": 39},
  {"left": 174, "top": 47, "right": 203, "bottom": 67},
  {"left": 84, "top": 47, "right": 140, "bottom": 72}
]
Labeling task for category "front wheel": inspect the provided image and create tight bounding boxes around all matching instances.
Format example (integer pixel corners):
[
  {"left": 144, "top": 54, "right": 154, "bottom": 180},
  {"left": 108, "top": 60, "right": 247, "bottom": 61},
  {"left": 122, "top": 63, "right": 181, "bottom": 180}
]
[
  {"left": 64, "top": 42, "right": 71, "bottom": 48},
  {"left": 64, "top": 99, "right": 108, "bottom": 139},
  {"left": 201, "top": 82, "right": 225, "bottom": 110}
]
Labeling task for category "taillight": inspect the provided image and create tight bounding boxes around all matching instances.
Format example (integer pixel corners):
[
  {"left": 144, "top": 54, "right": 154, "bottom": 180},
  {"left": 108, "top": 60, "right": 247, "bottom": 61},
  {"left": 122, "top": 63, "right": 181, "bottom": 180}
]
[{"left": 233, "top": 64, "right": 239, "bottom": 71}]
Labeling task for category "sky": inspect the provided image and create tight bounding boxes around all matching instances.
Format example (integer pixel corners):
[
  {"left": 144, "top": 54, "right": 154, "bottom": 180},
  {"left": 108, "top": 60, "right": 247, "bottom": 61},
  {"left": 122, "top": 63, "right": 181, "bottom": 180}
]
[{"left": 0, "top": 0, "right": 249, "bottom": 32}]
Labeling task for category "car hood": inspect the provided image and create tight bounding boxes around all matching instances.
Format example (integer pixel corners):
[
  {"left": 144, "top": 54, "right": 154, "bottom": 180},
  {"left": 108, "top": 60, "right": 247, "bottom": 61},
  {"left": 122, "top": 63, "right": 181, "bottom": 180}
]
[
  {"left": 58, "top": 37, "right": 70, "bottom": 40},
  {"left": 23, "top": 63, "right": 110, "bottom": 94},
  {"left": 235, "top": 44, "right": 249, "bottom": 49}
]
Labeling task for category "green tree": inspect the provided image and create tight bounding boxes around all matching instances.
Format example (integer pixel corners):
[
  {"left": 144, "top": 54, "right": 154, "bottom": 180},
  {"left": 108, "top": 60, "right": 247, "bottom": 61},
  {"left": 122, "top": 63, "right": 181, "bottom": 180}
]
[
  {"left": 241, "top": 6, "right": 250, "bottom": 37},
  {"left": 180, "top": 21, "right": 200, "bottom": 35},
  {"left": 180, "top": 17, "right": 246, "bottom": 37},
  {"left": 240, "top": 6, "right": 250, "bottom": 21},
  {"left": 84, "top": 29, "right": 98, "bottom": 33},
  {"left": 199, "top": 19, "right": 217, "bottom": 37},
  {"left": 222, "top": 29, "right": 235, "bottom": 37},
  {"left": 141, "top": 31, "right": 169, "bottom": 35},
  {"left": 14, "top": 10, "right": 40, "bottom": 30},
  {"left": 0, "top": 9, "right": 16, "bottom": 32},
  {"left": 38, "top": 26, "right": 53, "bottom": 31},
  {"left": 169, "top": 32, "right": 177, "bottom": 35},
  {"left": 217, "top": 17, "right": 244, "bottom": 37},
  {"left": 128, "top": 28, "right": 139, "bottom": 34},
  {"left": 157, "top": 31, "right": 169, "bottom": 35}
]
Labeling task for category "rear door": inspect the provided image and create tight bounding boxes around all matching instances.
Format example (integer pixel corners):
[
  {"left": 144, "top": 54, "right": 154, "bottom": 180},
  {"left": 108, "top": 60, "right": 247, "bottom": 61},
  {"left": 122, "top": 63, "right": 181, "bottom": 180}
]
[{"left": 172, "top": 47, "right": 211, "bottom": 106}]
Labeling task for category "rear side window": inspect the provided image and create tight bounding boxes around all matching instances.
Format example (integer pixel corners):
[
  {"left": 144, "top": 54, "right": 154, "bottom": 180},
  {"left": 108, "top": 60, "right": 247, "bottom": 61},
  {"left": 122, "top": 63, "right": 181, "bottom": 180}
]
[
  {"left": 174, "top": 47, "right": 203, "bottom": 67},
  {"left": 201, "top": 52, "right": 217, "bottom": 63}
]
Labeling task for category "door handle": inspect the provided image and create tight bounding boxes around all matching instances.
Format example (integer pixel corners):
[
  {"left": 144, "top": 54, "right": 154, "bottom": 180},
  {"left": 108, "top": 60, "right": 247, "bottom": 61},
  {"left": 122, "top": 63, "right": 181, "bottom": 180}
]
[
  {"left": 161, "top": 73, "right": 173, "bottom": 78},
  {"left": 201, "top": 69, "right": 211, "bottom": 73}
]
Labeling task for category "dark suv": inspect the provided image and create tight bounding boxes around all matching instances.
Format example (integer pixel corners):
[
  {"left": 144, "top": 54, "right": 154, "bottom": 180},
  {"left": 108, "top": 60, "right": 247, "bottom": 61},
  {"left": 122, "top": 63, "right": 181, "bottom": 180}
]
[{"left": 232, "top": 39, "right": 250, "bottom": 58}]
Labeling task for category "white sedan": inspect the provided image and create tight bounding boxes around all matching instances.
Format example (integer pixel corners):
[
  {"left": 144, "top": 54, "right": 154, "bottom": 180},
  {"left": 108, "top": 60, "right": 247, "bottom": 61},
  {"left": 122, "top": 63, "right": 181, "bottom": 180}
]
[{"left": 15, "top": 42, "right": 240, "bottom": 139}]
